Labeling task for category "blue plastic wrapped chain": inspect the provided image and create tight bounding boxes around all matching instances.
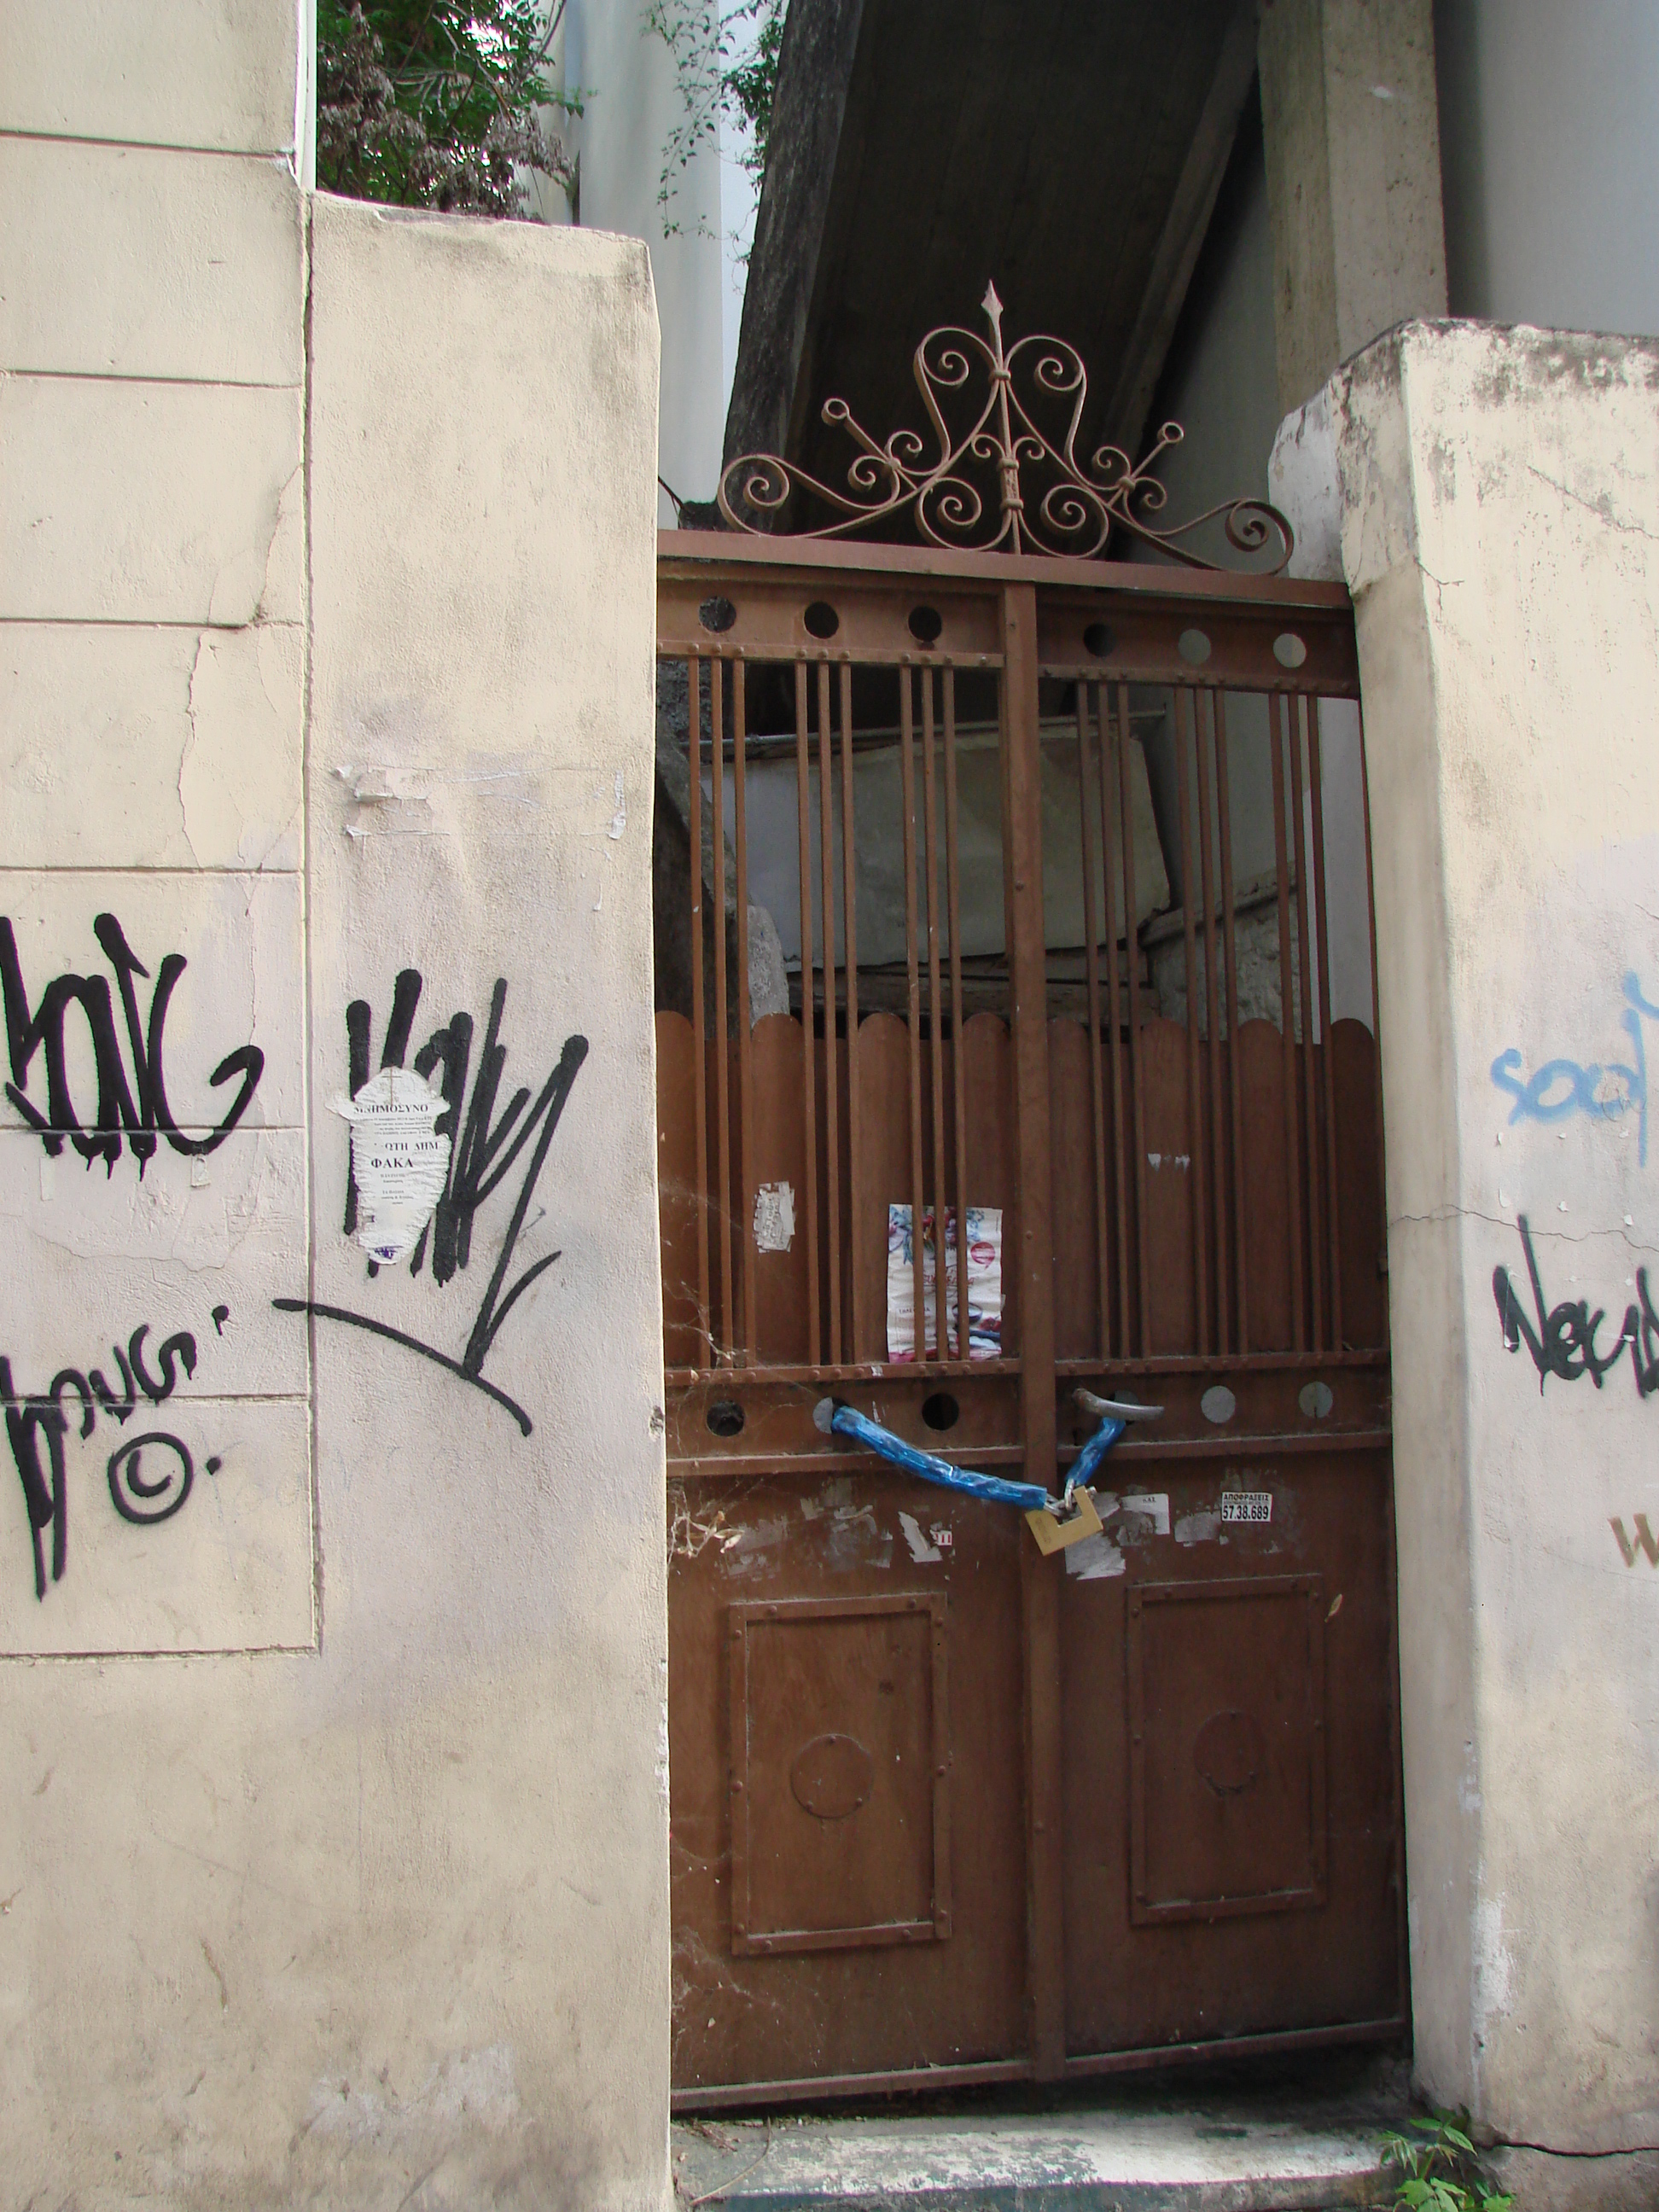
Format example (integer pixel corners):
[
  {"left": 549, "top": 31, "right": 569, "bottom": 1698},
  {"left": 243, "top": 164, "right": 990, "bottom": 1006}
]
[{"left": 817, "top": 1386, "right": 1161, "bottom": 1522}]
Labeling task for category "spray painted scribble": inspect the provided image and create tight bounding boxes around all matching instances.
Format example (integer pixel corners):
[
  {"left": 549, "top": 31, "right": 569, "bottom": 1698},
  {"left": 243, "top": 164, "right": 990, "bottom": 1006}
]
[
  {"left": 1610, "top": 1516, "right": 1659, "bottom": 1566},
  {"left": 0, "top": 913, "right": 265, "bottom": 1175},
  {"left": 1491, "top": 971, "right": 1659, "bottom": 1165},
  {"left": 1493, "top": 1214, "right": 1659, "bottom": 1398},
  {"left": 276, "top": 970, "right": 587, "bottom": 1435},
  {"left": 2, "top": 1317, "right": 224, "bottom": 1600}
]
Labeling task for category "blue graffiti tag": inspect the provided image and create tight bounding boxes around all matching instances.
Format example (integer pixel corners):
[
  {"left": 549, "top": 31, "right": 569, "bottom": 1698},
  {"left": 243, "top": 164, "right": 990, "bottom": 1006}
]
[{"left": 1492, "top": 972, "right": 1659, "bottom": 1167}]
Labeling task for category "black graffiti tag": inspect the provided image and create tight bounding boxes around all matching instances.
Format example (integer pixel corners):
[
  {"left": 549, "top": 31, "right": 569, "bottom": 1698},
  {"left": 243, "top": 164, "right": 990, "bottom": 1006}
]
[
  {"left": 275, "top": 971, "right": 587, "bottom": 1436},
  {"left": 1493, "top": 1214, "right": 1659, "bottom": 1399},
  {"left": 2, "top": 1313, "right": 224, "bottom": 1600},
  {"left": 1, "top": 912, "right": 264, "bottom": 1176}
]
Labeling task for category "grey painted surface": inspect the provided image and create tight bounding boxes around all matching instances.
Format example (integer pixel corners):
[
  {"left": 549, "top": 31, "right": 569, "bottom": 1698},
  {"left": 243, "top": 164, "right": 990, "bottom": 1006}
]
[{"left": 1436, "top": 0, "right": 1659, "bottom": 335}]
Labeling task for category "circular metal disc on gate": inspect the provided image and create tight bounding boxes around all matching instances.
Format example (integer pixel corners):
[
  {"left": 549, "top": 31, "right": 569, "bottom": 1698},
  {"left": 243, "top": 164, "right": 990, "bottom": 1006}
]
[
  {"left": 1299, "top": 1379, "right": 1335, "bottom": 1419},
  {"left": 1199, "top": 1384, "right": 1237, "bottom": 1424}
]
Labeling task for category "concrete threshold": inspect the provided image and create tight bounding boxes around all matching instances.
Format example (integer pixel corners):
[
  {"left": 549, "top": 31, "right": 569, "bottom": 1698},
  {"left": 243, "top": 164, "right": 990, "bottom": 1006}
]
[{"left": 672, "top": 2057, "right": 1408, "bottom": 2209}]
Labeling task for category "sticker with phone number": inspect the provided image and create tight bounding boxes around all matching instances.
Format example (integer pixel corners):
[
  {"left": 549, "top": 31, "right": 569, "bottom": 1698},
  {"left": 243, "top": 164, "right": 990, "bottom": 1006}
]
[{"left": 1220, "top": 1492, "right": 1272, "bottom": 1523}]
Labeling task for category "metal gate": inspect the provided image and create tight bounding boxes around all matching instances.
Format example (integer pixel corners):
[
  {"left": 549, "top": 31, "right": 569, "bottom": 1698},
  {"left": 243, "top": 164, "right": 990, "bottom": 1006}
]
[{"left": 654, "top": 307, "right": 1402, "bottom": 2106}]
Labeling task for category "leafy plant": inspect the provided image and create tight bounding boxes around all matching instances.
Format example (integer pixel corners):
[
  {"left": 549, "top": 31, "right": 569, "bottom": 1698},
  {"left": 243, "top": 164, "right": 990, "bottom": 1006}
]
[
  {"left": 1379, "top": 2112, "right": 1515, "bottom": 2212},
  {"left": 317, "top": 0, "right": 579, "bottom": 218},
  {"left": 646, "top": 0, "right": 787, "bottom": 236}
]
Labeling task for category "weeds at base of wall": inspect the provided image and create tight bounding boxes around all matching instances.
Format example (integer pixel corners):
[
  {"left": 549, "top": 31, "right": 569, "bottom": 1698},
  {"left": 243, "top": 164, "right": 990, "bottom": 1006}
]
[{"left": 1381, "top": 2113, "right": 1516, "bottom": 2212}]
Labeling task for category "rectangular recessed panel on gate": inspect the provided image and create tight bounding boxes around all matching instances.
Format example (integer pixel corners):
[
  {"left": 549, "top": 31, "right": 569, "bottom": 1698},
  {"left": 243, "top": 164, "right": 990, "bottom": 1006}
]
[
  {"left": 1127, "top": 1575, "right": 1327, "bottom": 1925},
  {"left": 729, "top": 1594, "right": 951, "bottom": 1955}
]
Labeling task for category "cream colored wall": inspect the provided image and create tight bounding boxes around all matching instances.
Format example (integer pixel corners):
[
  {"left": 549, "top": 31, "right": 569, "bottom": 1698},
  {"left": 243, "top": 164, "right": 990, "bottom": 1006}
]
[
  {"left": 1, "top": 7, "right": 669, "bottom": 2204},
  {"left": 1323, "top": 321, "right": 1659, "bottom": 2152}
]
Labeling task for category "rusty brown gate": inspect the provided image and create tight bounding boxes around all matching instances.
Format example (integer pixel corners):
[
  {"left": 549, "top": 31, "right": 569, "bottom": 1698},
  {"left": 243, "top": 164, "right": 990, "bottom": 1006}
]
[{"left": 654, "top": 312, "right": 1402, "bottom": 2106}]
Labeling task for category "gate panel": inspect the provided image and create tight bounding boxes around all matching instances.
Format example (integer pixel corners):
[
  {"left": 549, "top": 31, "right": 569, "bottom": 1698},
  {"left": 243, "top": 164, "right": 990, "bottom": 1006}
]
[
  {"left": 1058, "top": 1441, "right": 1398, "bottom": 2062},
  {"left": 668, "top": 1471, "right": 1027, "bottom": 2093}
]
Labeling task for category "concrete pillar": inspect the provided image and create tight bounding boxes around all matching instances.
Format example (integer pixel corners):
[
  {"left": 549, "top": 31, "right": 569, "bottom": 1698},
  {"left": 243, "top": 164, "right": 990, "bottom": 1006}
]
[
  {"left": 1258, "top": 0, "right": 1448, "bottom": 416},
  {"left": 1307, "top": 321, "right": 1659, "bottom": 2188}
]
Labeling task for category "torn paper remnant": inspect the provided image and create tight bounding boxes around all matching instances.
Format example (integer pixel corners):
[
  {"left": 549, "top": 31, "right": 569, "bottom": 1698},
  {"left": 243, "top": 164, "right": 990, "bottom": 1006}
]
[
  {"left": 331, "top": 1065, "right": 451, "bottom": 1266},
  {"left": 753, "top": 1180, "right": 795, "bottom": 1253},
  {"left": 1116, "top": 1491, "right": 1170, "bottom": 1537},
  {"left": 899, "top": 1511, "right": 942, "bottom": 1563},
  {"left": 1064, "top": 1531, "right": 1126, "bottom": 1580},
  {"left": 1174, "top": 1510, "right": 1220, "bottom": 1547}
]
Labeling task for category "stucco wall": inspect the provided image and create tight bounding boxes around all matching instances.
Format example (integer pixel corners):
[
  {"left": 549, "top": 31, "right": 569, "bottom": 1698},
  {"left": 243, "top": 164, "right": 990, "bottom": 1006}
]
[
  {"left": 1327, "top": 320, "right": 1659, "bottom": 2152},
  {"left": 1, "top": 10, "right": 669, "bottom": 2205}
]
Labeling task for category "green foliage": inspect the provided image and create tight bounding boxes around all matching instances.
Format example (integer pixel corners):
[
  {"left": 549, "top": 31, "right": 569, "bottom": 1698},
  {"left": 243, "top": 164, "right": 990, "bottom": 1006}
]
[
  {"left": 646, "top": 0, "right": 788, "bottom": 236},
  {"left": 317, "top": 0, "right": 578, "bottom": 218},
  {"left": 1380, "top": 2112, "right": 1515, "bottom": 2212}
]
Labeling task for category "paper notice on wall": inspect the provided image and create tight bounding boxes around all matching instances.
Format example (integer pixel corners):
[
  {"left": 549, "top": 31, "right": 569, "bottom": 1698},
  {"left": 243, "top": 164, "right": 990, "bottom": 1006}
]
[
  {"left": 331, "top": 1066, "right": 451, "bottom": 1265},
  {"left": 887, "top": 1204, "right": 1002, "bottom": 1361},
  {"left": 753, "top": 1180, "right": 795, "bottom": 1253}
]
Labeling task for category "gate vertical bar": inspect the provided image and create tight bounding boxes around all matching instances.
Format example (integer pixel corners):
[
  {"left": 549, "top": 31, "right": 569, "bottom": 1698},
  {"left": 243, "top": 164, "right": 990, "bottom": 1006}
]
[
  {"left": 1100, "top": 687, "right": 1130, "bottom": 1357},
  {"left": 1307, "top": 701, "right": 1344, "bottom": 1351},
  {"left": 1076, "top": 685, "right": 1110, "bottom": 1359},
  {"left": 900, "top": 667, "right": 927, "bottom": 1358},
  {"left": 1193, "top": 688, "right": 1227, "bottom": 1352},
  {"left": 1213, "top": 691, "right": 1248, "bottom": 1350},
  {"left": 734, "top": 659, "right": 756, "bottom": 1365},
  {"left": 1000, "top": 583, "right": 1063, "bottom": 2078},
  {"left": 1116, "top": 684, "right": 1150, "bottom": 1356},
  {"left": 1359, "top": 698, "right": 1388, "bottom": 1353},
  {"left": 818, "top": 661, "right": 843, "bottom": 1364},
  {"left": 1268, "top": 692, "right": 1306, "bottom": 1351},
  {"left": 944, "top": 667, "right": 969, "bottom": 1352},
  {"left": 794, "top": 661, "right": 821, "bottom": 1362},
  {"left": 1173, "top": 688, "right": 1211, "bottom": 1353},
  {"left": 688, "top": 653, "right": 710, "bottom": 1367},
  {"left": 922, "top": 669, "right": 950, "bottom": 1365},
  {"left": 1288, "top": 693, "right": 1324, "bottom": 1353},
  {"left": 840, "top": 663, "right": 863, "bottom": 1358},
  {"left": 711, "top": 655, "right": 734, "bottom": 1363}
]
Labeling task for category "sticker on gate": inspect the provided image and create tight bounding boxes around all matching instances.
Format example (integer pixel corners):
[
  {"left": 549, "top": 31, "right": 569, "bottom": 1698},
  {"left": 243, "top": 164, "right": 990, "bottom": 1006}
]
[{"left": 1219, "top": 1492, "right": 1273, "bottom": 1524}]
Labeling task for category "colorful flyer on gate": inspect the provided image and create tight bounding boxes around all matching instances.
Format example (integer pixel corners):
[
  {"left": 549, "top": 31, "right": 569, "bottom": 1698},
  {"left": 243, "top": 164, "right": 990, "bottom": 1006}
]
[{"left": 887, "top": 1203, "right": 1003, "bottom": 1360}]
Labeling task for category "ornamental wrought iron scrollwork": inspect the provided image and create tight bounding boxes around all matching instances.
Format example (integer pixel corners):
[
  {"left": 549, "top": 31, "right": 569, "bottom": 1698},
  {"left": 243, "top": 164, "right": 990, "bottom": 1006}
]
[{"left": 719, "top": 282, "right": 1294, "bottom": 573}]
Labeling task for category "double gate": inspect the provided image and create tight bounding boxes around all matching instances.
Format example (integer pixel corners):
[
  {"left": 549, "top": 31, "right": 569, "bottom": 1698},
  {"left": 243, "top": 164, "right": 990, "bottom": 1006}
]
[{"left": 655, "top": 528, "right": 1403, "bottom": 2106}]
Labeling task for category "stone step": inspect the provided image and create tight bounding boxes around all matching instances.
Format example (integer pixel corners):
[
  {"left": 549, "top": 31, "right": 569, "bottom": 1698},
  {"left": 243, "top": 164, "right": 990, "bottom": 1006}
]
[{"left": 672, "top": 2081, "right": 1406, "bottom": 2209}]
